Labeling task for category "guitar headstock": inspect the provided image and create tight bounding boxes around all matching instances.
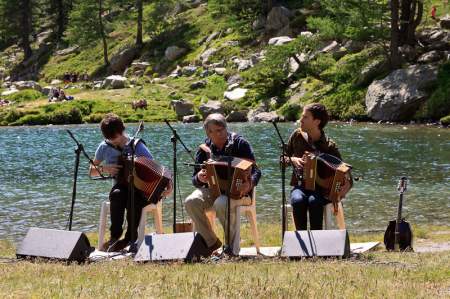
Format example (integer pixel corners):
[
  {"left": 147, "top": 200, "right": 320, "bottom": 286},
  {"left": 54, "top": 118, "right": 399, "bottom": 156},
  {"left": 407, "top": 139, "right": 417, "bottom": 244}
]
[{"left": 397, "top": 176, "right": 408, "bottom": 193}]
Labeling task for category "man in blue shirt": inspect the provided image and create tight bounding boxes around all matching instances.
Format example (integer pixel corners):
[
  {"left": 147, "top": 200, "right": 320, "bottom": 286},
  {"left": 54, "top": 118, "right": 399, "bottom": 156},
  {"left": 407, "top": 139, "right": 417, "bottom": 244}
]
[
  {"left": 90, "top": 113, "right": 170, "bottom": 251},
  {"left": 185, "top": 113, "right": 261, "bottom": 256}
]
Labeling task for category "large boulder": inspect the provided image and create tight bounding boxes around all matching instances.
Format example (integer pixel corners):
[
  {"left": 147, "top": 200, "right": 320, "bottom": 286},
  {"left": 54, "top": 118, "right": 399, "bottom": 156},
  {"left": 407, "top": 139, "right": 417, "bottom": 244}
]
[
  {"left": 165, "top": 46, "right": 187, "bottom": 61},
  {"left": 182, "top": 65, "right": 198, "bottom": 76},
  {"left": 417, "top": 51, "right": 442, "bottom": 64},
  {"left": 356, "top": 59, "right": 389, "bottom": 87},
  {"left": 109, "top": 47, "right": 138, "bottom": 73},
  {"left": 226, "top": 110, "right": 248, "bottom": 122},
  {"left": 365, "top": 64, "right": 439, "bottom": 121},
  {"left": 170, "top": 99, "right": 194, "bottom": 119},
  {"left": 251, "top": 111, "right": 280, "bottom": 122},
  {"left": 12, "top": 81, "right": 42, "bottom": 92},
  {"left": 205, "top": 31, "right": 220, "bottom": 44},
  {"left": 42, "top": 86, "right": 53, "bottom": 96},
  {"left": 440, "top": 18, "right": 450, "bottom": 30},
  {"left": 55, "top": 45, "right": 79, "bottom": 56},
  {"left": 102, "top": 75, "right": 127, "bottom": 89},
  {"left": 190, "top": 80, "right": 207, "bottom": 90},
  {"left": 224, "top": 88, "right": 248, "bottom": 101},
  {"left": 1, "top": 88, "right": 19, "bottom": 96},
  {"left": 199, "top": 101, "right": 224, "bottom": 118},
  {"left": 266, "top": 6, "right": 293, "bottom": 32}
]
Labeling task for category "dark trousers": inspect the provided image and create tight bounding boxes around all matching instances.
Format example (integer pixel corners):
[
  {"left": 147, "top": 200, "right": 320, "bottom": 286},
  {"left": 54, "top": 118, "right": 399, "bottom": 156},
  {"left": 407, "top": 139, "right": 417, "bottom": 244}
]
[
  {"left": 109, "top": 183, "right": 148, "bottom": 242},
  {"left": 290, "top": 187, "right": 327, "bottom": 230}
]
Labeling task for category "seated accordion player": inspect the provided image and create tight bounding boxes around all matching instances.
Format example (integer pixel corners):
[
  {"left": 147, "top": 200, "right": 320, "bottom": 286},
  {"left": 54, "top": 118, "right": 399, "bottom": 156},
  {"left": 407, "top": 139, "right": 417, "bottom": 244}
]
[{"left": 302, "top": 152, "right": 353, "bottom": 213}]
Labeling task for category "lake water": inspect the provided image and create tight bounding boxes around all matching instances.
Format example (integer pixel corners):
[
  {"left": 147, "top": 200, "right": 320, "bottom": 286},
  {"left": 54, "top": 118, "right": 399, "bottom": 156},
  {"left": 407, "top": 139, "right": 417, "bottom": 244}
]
[{"left": 0, "top": 122, "right": 449, "bottom": 242}]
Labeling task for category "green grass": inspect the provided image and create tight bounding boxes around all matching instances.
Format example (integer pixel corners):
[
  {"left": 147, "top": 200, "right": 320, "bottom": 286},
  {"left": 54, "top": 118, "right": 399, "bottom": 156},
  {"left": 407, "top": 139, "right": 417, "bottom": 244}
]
[{"left": 0, "top": 224, "right": 449, "bottom": 298}]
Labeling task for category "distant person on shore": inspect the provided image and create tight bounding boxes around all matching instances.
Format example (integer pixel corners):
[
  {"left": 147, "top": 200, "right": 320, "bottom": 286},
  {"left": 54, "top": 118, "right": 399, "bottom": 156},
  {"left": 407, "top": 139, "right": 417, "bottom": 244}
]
[
  {"left": 282, "top": 103, "right": 349, "bottom": 230},
  {"left": 431, "top": 6, "right": 438, "bottom": 21},
  {"left": 89, "top": 113, "right": 172, "bottom": 252}
]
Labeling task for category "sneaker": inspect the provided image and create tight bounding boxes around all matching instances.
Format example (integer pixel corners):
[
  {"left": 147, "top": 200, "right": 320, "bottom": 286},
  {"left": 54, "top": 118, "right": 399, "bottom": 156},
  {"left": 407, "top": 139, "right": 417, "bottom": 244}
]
[
  {"left": 208, "top": 238, "right": 222, "bottom": 256},
  {"left": 106, "top": 238, "right": 130, "bottom": 252},
  {"left": 102, "top": 238, "right": 118, "bottom": 251}
]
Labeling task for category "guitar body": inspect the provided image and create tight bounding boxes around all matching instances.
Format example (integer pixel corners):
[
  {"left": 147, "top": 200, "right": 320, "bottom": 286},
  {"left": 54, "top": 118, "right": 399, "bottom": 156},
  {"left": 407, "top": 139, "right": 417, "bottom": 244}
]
[{"left": 384, "top": 219, "right": 413, "bottom": 251}]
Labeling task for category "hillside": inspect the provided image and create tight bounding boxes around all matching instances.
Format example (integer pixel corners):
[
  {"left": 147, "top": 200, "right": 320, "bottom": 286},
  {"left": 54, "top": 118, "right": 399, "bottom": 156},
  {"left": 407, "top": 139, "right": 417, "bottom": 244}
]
[{"left": 0, "top": 0, "right": 449, "bottom": 126}]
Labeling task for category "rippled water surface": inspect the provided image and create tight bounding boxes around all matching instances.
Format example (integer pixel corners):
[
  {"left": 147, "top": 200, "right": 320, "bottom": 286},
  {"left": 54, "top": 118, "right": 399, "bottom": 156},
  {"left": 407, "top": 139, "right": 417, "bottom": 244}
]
[{"left": 1, "top": 123, "right": 449, "bottom": 242}]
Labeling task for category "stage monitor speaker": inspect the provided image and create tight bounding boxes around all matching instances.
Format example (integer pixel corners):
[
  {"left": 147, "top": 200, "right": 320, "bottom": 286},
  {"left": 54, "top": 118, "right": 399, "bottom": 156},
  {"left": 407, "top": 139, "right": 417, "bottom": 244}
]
[
  {"left": 281, "top": 229, "right": 350, "bottom": 258},
  {"left": 134, "top": 232, "right": 210, "bottom": 262},
  {"left": 16, "top": 228, "right": 93, "bottom": 263}
]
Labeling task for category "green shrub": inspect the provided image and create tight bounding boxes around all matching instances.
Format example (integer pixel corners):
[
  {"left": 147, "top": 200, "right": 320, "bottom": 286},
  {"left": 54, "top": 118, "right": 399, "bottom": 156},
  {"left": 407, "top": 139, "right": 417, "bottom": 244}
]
[
  {"left": 440, "top": 115, "right": 450, "bottom": 126},
  {"left": 4, "top": 90, "right": 43, "bottom": 103},
  {"left": 49, "top": 107, "right": 83, "bottom": 124},
  {"left": 83, "top": 113, "right": 104, "bottom": 123},
  {"left": 4, "top": 109, "right": 24, "bottom": 123},
  {"left": 427, "top": 62, "right": 450, "bottom": 119},
  {"left": 321, "top": 84, "right": 367, "bottom": 120},
  {"left": 279, "top": 102, "right": 302, "bottom": 122}
]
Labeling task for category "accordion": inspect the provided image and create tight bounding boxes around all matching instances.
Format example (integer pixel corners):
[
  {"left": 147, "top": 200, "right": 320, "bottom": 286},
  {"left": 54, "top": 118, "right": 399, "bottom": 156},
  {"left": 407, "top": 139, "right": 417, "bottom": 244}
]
[
  {"left": 205, "top": 156, "right": 253, "bottom": 199},
  {"left": 120, "top": 156, "right": 172, "bottom": 204},
  {"left": 303, "top": 152, "right": 353, "bottom": 212}
]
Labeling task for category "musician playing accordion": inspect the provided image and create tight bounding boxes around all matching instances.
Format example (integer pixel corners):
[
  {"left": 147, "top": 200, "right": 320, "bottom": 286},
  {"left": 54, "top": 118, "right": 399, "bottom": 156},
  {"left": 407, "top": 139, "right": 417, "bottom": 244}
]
[
  {"left": 284, "top": 103, "right": 343, "bottom": 230},
  {"left": 89, "top": 113, "right": 171, "bottom": 252},
  {"left": 185, "top": 113, "right": 261, "bottom": 256}
]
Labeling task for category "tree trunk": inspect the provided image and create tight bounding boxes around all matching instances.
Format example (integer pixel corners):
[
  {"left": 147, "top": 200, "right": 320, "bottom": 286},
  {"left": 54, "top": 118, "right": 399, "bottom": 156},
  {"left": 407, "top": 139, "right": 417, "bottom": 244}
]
[
  {"left": 56, "top": 0, "right": 65, "bottom": 40},
  {"left": 399, "top": 0, "right": 423, "bottom": 46},
  {"left": 136, "top": 0, "right": 143, "bottom": 47},
  {"left": 20, "top": 0, "right": 33, "bottom": 60},
  {"left": 399, "top": 0, "right": 412, "bottom": 45},
  {"left": 98, "top": 0, "right": 109, "bottom": 66},
  {"left": 390, "top": 0, "right": 401, "bottom": 69}
]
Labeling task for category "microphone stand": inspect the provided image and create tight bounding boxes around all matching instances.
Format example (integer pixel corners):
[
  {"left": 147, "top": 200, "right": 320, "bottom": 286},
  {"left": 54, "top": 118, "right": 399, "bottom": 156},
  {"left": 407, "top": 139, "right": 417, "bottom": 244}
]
[
  {"left": 66, "top": 130, "right": 107, "bottom": 231},
  {"left": 164, "top": 120, "right": 196, "bottom": 233},
  {"left": 127, "top": 121, "right": 144, "bottom": 253},
  {"left": 272, "top": 122, "right": 300, "bottom": 242},
  {"left": 225, "top": 156, "right": 232, "bottom": 254}
]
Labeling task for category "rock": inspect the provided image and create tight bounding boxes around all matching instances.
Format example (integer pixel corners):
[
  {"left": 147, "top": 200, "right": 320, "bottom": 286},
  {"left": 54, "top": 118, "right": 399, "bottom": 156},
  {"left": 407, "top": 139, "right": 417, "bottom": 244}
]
[
  {"left": 1, "top": 88, "right": 18, "bottom": 96},
  {"left": 12, "top": 81, "right": 42, "bottom": 92},
  {"left": 227, "top": 74, "right": 242, "bottom": 85},
  {"left": 205, "top": 31, "right": 220, "bottom": 43},
  {"left": 227, "top": 83, "right": 240, "bottom": 91},
  {"left": 237, "top": 59, "right": 253, "bottom": 71},
  {"left": 417, "top": 51, "right": 442, "bottom": 64},
  {"left": 170, "top": 99, "right": 194, "bottom": 119},
  {"left": 300, "top": 31, "right": 313, "bottom": 37},
  {"left": 200, "top": 48, "right": 218, "bottom": 64},
  {"left": 266, "top": 6, "right": 293, "bottom": 31},
  {"left": 36, "top": 30, "right": 52, "bottom": 44},
  {"left": 365, "top": 64, "right": 439, "bottom": 121},
  {"left": 269, "top": 96, "right": 284, "bottom": 107},
  {"left": 182, "top": 65, "right": 198, "bottom": 76},
  {"left": 50, "top": 79, "right": 62, "bottom": 85},
  {"left": 200, "top": 69, "right": 210, "bottom": 77},
  {"left": 356, "top": 59, "right": 389, "bottom": 86},
  {"left": 183, "top": 115, "right": 200, "bottom": 123},
  {"left": 169, "top": 65, "right": 182, "bottom": 78},
  {"left": 226, "top": 28, "right": 233, "bottom": 34},
  {"left": 165, "top": 46, "right": 187, "bottom": 61},
  {"left": 109, "top": 47, "right": 138, "bottom": 73},
  {"left": 223, "top": 40, "right": 239, "bottom": 47},
  {"left": 251, "top": 111, "right": 280, "bottom": 122},
  {"left": 399, "top": 45, "right": 417, "bottom": 62},
  {"left": 341, "top": 40, "right": 365, "bottom": 54},
  {"left": 247, "top": 101, "right": 270, "bottom": 121},
  {"left": 131, "top": 61, "right": 150, "bottom": 70},
  {"left": 441, "top": 18, "right": 450, "bottom": 30},
  {"left": 268, "top": 36, "right": 293, "bottom": 46},
  {"left": 199, "top": 101, "right": 224, "bottom": 118},
  {"left": 275, "top": 25, "right": 293, "bottom": 37},
  {"left": 214, "top": 67, "right": 227, "bottom": 75},
  {"left": 102, "top": 75, "right": 127, "bottom": 89},
  {"left": 190, "top": 80, "right": 207, "bottom": 89},
  {"left": 226, "top": 110, "right": 248, "bottom": 122},
  {"left": 56, "top": 45, "right": 79, "bottom": 56},
  {"left": 42, "top": 86, "right": 53, "bottom": 96},
  {"left": 224, "top": 88, "right": 248, "bottom": 101},
  {"left": 289, "top": 53, "right": 308, "bottom": 73}
]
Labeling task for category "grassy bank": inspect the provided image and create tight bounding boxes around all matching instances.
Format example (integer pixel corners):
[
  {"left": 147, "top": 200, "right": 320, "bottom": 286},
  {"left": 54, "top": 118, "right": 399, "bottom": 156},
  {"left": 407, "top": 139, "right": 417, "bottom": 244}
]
[{"left": 1, "top": 224, "right": 449, "bottom": 298}]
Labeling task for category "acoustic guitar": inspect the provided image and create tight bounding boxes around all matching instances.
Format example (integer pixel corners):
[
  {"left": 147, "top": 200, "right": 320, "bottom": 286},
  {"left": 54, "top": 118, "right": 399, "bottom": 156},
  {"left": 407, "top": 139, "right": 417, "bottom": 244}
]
[{"left": 384, "top": 177, "right": 413, "bottom": 251}]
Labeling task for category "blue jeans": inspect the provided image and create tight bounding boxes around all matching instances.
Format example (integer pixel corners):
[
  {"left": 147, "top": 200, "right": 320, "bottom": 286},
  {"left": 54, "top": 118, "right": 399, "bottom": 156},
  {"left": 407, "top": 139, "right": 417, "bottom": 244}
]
[{"left": 290, "top": 187, "right": 327, "bottom": 230}]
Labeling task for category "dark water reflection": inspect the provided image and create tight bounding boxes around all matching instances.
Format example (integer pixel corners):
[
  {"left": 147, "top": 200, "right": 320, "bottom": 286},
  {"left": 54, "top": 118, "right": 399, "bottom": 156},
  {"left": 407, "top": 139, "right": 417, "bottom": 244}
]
[{"left": 0, "top": 123, "right": 449, "bottom": 242}]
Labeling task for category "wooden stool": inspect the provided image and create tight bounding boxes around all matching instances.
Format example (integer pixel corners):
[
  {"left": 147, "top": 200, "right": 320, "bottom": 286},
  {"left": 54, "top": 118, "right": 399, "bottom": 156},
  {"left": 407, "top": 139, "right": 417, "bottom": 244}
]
[
  {"left": 202, "top": 189, "right": 261, "bottom": 253},
  {"left": 97, "top": 200, "right": 164, "bottom": 251},
  {"left": 284, "top": 201, "right": 346, "bottom": 230}
]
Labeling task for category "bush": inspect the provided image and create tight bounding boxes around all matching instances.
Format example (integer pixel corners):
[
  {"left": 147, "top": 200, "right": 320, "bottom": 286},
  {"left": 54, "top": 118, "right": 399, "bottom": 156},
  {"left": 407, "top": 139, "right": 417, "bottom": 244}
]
[
  {"left": 83, "top": 113, "right": 104, "bottom": 123},
  {"left": 320, "top": 84, "right": 367, "bottom": 120},
  {"left": 440, "top": 115, "right": 450, "bottom": 126},
  {"left": 279, "top": 102, "right": 302, "bottom": 121}
]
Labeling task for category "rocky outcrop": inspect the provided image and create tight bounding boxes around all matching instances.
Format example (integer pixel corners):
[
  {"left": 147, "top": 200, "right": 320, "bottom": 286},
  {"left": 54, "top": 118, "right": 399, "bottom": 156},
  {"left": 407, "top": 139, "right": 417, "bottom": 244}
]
[
  {"left": 170, "top": 99, "right": 194, "bottom": 119},
  {"left": 200, "top": 48, "right": 218, "bottom": 64},
  {"left": 199, "top": 101, "right": 224, "bottom": 118},
  {"left": 183, "top": 114, "right": 200, "bottom": 123},
  {"left": 440, "top": 18, "right": 450, "bottom": 30},
  {"left": 190, "top": 80, "right": 207, "bottom": 90},
  {"left": 365, "top": 64, "right": 439, "bottom": 121},
  {"left": 12, "top": 81, "right": 42, "bottom": 92},
  {"left": 56, "top": 46, "right": 80, "bottom": 56},
  {"left": 268, "top": 36, "right": 293, "bottom": 46},
  {"left": 417, "top": 51, "right": 443, "bottom": 64},
  {"left": 266, "top": 6, "right": 293, "bottom": 36},
  {"left": 250, "top": 111, "right": 280, "bottom": 122}
]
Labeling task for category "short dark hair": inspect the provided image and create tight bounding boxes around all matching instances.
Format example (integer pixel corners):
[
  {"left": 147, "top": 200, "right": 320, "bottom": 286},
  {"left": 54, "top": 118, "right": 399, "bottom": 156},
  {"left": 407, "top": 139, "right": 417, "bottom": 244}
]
[
  {"left": 100, "top": 113, "right": 125, "bottom": 139},
  {"left": 304, "top": 103, "right": 329, "bottom": 130}
]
